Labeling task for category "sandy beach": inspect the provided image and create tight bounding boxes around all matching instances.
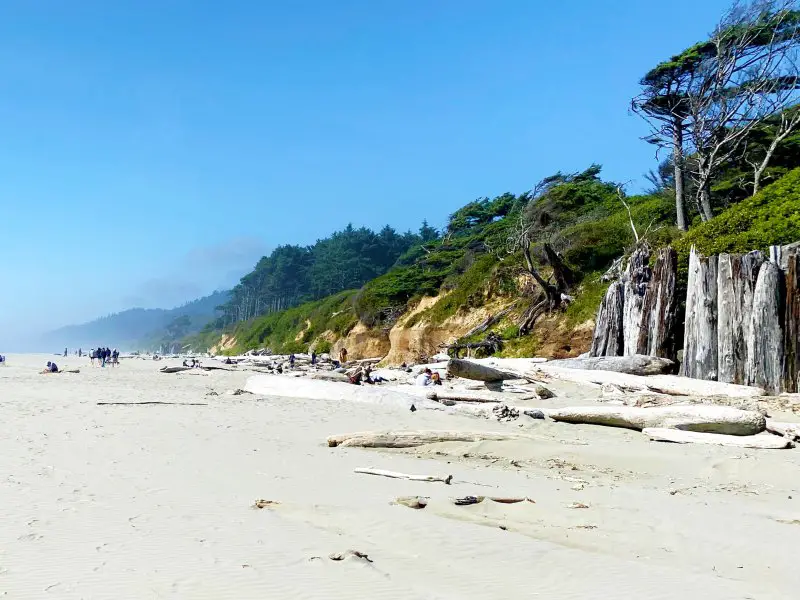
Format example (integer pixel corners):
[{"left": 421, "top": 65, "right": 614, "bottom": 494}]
[{"left": 2, "top": 354, "right": 800, "bottom": 599}]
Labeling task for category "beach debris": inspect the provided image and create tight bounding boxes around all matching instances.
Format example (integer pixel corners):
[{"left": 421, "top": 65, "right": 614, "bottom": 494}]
[
  {"left": 571, "top": 483, "right": 585, "bottom": 491},
  {"left": 393, "top": 496, "right": 429, "bottom": 509},
  {"left": 328, "top": 550, "right": 373, "bottom": 563},
  {"left": 206, "top": 390, "right": 219, "bottom": 396},
  {"left": 454, "top": 496, "right": 533, "bottom": 506},
  {"left": 545, "top": 405, "right": 766, "bottom": 436},
  {"left": 228, "top": 388, "right": 253, "bottom": 396},
  {"left": 492, "top": 404, "right": 520, "bottom": 422},
  {"left": 410, "top": 404, "right": 417, "bottom": 412},
  {"left": 327, "top": 430, "right": 529, "bottom": 448},
  {"left": 523, "top": 409, "right": 546, "bottom": 420},
  {"left": 574, "top": 524, "right": 598, "bottom": 529},
  {"left": 766, "top": 420, "right": 800, "bottom": 441},
  {"left": 447, "top": 358, "right": 519, "bottom": 382},
  {"left": 354, "top": 468, "right": 453, "bottom": 484},
  {"left": 160, "top": 366, "right": 192, "bottom": 374},
  {"left": 97, "top": 401, "right": 208, "bottom": 406},
  {"left": 427, "top": 390, "right": 503, "bottom": 405},
  {"left": 569, "top": 502, "right": 590, "bottom": 509},
  {"left": 643, "top": 428, "right": 794, "bottom": 449},
  {"left": 252, "top": 499, "right": 280, "bottom": 509}
]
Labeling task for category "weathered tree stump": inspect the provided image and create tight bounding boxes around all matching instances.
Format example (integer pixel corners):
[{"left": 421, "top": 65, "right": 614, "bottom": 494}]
[
  {"left": 622, "top": 245, "right": 652, "bottom": 356},
  {"left": 637, "top": 247, "right": 678, "bottom": 359},
  {"left": 681, "top": 247, "right": 718, "bottom": 380},
  {"left": 746, "top": 261, "right": 785, "bottom": 394},
  {"left": 589, "top": 280, "right": 624, "bottom": 357},
  {"left": 784, "top": 254, "right": 799, "bottom": 393},
  {"left": 717, "top": 251, "right": 763, "bottom": 385}
]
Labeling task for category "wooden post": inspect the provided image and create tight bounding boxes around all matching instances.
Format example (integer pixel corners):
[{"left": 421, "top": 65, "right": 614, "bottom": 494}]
[
  {"left": 745, "top": 261, "right": 784, "bottom": 394},
  {"left": 681, "top": 247, "right": 718, "bottom": 380},
  {"left": 637, "top": 247, "right": 678, "bottom": 359},
  {"left": 622, "top": 245, "right": 651, "bottom": 356},
  {"left": 783, "top": 254, "right": 799, "bottom": 393},
  {"left": 717, "top": 251, "right": 763, "bottom": 385},
  {"left": 589, "top": 280, "right": 624, "bottom": 357}
]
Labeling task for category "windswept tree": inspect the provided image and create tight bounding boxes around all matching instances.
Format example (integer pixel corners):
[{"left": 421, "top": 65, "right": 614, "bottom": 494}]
[
  {"left": 686, "top": 0, "right": 800, "bottom": 219},
  {"left": 634, "top": 0, "right": 800, "bottom": 225}
]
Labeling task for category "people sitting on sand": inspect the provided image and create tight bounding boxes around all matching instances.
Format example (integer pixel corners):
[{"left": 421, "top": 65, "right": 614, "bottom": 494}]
[
  {"left": 431, "top": 372, "right": 442, "bottom": 386},
  {"left": 183, "top": 359, "right": 191, "bottom": 367},
  {"left": 339, "top": 347, "right": 348, "bottom": 365},
  {"left": 224, "top": 357, "right": 233, "bottom": 365},
  {"left": 43, "top": 361, "right": 59, "bottom": 374},
  {"left": 415, "top": 368, "right": 433, "bottom": 386}
]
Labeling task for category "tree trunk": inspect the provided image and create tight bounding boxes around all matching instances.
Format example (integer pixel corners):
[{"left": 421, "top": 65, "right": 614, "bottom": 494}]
[
  {"left": 784, "top": 254, "right": 800, "bottom": 393},
  {"left": 672, "top": 117, "right": 688, "bottom": 231},
  {"left": 745, "top": 261, "right": 785, "bottom": 394},
  {"left": 446, "top": 358, "right": 518, "bottom": 382},
  {"left": 699, "top": 183, "right": 713, "bottom": 222},
  {"left": 637, "top": 247, "right": 678, "bottom": 359},
  {"left": 717, "top": 252, "right": 763, "bottom": 385},
  {"left": 547, "top": 354, "right": 676, "bottom": 375},
  {"left": 681, "top": 247, "right": 718, "bottom": 380},
  {"left": 622, "top": 245, "right": 652, "bottom": 356},
  {"left": 589, "top": 281, "right": 624, "bottom": 357}
]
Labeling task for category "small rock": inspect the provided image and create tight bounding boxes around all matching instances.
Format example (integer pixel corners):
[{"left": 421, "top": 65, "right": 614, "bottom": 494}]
[
  {"left": 329, "top": 550, "right": 373, "bottom": 563},
  {"left": 571, "top": 483, "right": 585, "bottom": 491},
  {"left": 523, "top": 409, "right": 545, "bottom": 420},
  {"left": 569, "top": 502, "right": 590, "bottom": 509},
  {"left": 410, "top": 404, "right": 417, "bottom": 412},
  {"left": 534, "top": 385, "right": 555, "bottom": 399},
  {"left": 252, "top": 499, "right": 280, "bottom": 509}
]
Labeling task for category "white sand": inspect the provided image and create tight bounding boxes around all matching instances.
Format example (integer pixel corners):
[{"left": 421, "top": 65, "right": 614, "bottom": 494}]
[{"left": 2, "top": 353, "right": 799, "bottom": 599}]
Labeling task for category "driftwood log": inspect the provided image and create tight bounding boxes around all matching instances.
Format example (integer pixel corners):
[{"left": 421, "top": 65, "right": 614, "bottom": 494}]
[
  {"left": 354, "top": 468, "right": 453, "bottom": 484},
  {"left": 637, "top": 247, "right": 678, "bottom": 359},
  {"left": 307, "top": 371, "right": 352, "bottom": 383},
  {"left": 717, "top": 252, "right": 763, "bottom": 385},
  {"left": 160, "top": 366, "right": 192, "bottom": 374},
  {"left": 545, "top": 405, "right": 765, "bottom": 436},
  {"left": 446, "top": 359, "right": 518, "bottom": 382},
  {"left": 745, "top": 261, "right": 784, "bottom": 394},
  {"left": 589, "top": 281, "right": 624, "bottom": 357},
  {"left": 765, "top": 420, "right": 800, "bottom": 441},
  {"left": 622, "top": 245, "right": 651, "bottom": 356},
  {"left": 643, "top": 428, "right": 792, "bottom": 449},
  {"left": 426, "top": 391, "right": 503, "bottom": 404},
  {"left": 327, "top": 430, "right": 527, "bottom": 448},
  {"left": 784, "top": 254, "right": 799, "bottom": 393},
  {"left": 681, "top": 247, "right": 718, "bottom": 380},
  {"left": 547, "top": 355, "right": 676, "bottom": 376}
]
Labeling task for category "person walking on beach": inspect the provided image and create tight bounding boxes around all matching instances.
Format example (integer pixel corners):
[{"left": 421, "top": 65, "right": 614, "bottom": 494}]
[
  {"left": 111, "top": 349, "right": 119, "bottom": 366},
  {"left": 64, "top": 348, "right": 68, "bottom": 357},
  {"left": 78, "top": 348, "right": 82, "bottom": 358},
  {"left": 311, "top": 351, "right": 317, "bottom": 366}
]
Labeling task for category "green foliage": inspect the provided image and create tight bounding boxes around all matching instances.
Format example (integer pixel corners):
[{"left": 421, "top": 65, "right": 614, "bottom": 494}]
[
  {"left": 228, "top": 291, "right": 358, "bottom": 355},
  {"left": 313, "top": 339, "right": 332, "bottom": 354},
  {"left": 564, "top": 275, "right": 610, "bottom": 328},
  {"left": 676, "top": 168, "right": 800, "bottom": 257}
]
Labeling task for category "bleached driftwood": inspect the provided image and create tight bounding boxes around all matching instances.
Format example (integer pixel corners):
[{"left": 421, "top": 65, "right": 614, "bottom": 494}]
[
  {"left": 307, "top": 371, "right": 352, "bottom": 383},
  {"left": 535, "top": 364, "right": 765, "bottom": 397},
  {"left": 643, "top": 428, "right": 792, "bottom": 449},
  {"left": 784, "top": 254, "right": 799, "bottom": 393},
  {"left": 638, "top": 246, "right": 679, "bottom": 359},
  {"left": 622, "top": 245, "right": 651, "bottom": 356},
  {"left": 426, "top": 390, "right": 522, "bottom": 404},
  {"left": 766, "top": 420, "right": 800, "bottom": 441},
  {"left": 327, "top": 430, "right": 527, "bottom": 448},
  {"left": 589, "top": 280, "right": 624, "bottom": 357},
  {"left": 547, "top": 355, "right": 676, "bottom": 376},
  {"left": 160, "top": 366, "right": 192, "bottom": 374},
  {"left": 681, "top": 247, "right": 718, "bottom": 380},
  {"left": 97, "top": 401, "right": 208, "bottom": 406},
  {"left": 354, "top": 468, "right": 453, "bottom": 484},
  {"left": 545, "top": 405, "right": 765, "bottom": 436},
  {"left": 447, "top": 359, "right": 518, "bottom": 382},
  {"left": 746, "top": 261, "right": 784, "bottom": 394},
  {"left": 717, "top": 252, "right": 763, "bottom": 385}
]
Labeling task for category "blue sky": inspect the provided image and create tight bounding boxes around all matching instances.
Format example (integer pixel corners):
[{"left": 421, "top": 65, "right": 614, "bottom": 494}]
[{"left": 0, "top": 0, "right": 732, "bottom": 348}]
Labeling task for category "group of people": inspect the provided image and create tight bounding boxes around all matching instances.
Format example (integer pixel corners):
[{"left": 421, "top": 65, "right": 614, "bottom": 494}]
[
  {"left": 181, "top": 358, "right": 203, "bottom": 368},
  {"left": 90, "top": 347, "right": 118, "bottom": 367},
  {"left": 415, "top": 368, "right": 442, "bottom": 386}
]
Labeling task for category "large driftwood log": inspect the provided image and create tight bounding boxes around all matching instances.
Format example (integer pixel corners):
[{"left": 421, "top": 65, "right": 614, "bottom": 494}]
[
  {"left": 681, "top": 247, "right": 718, "bottom": 380},
  {"left": 426, "top": 390, "right": 509, "bottom": 404},
  {"left": 545, "top": 405, "right": 765, "bottom": 436},
  {"left": 622, "top": 245, "right": 651, "bottom": 356},
  {"left": 765, "top": 420, "right": 800, "bottom": 441},
  {"left": 785, "top": 254, "right": 799, "bottom": 394},
  {"left": 643, "top": 428, "right": 792, "bottom": 449},
  {"left": 637, "top": 247, "right": 679, "bottom": 359},
  {"left": 447, "top": 359, "right": 518, "bottom": 382},
  {"left": 307, "top": 371, "right": 352, "bottom": 383},
  {"left": 589, "top": 281, "right": 624, "bottom": 357},
  {"left": 354, "top": 468, "right": 453, "bottom": 484},
  {"left": 547, "top": 355, "right": 676, "bottom": 376},
  {"left": 745, "top": 261, "right": 784, "bottom": 394},
  {"left": 160, "top": 366, "right": 192, "bottom": 374},
  {"left": 327, "top": 430, "right": 527, "bottom": 448},
  {"left": 717, "top": 251, "right": 763, "bottom": 385}
]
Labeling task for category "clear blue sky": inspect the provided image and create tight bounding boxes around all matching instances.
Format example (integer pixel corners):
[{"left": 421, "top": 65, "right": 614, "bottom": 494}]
[{"left": 0, "top": 0, "right": 732, "bottom": 348}]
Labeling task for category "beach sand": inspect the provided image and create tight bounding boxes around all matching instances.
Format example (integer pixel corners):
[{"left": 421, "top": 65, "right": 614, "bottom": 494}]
[{"left": 2, "top": 353, "right": 799, "bottom": 599}]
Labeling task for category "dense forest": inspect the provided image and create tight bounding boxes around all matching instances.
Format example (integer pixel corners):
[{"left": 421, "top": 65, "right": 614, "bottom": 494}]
[{"left": 189, "top": 0, "right": 800, "bottom": 358}]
